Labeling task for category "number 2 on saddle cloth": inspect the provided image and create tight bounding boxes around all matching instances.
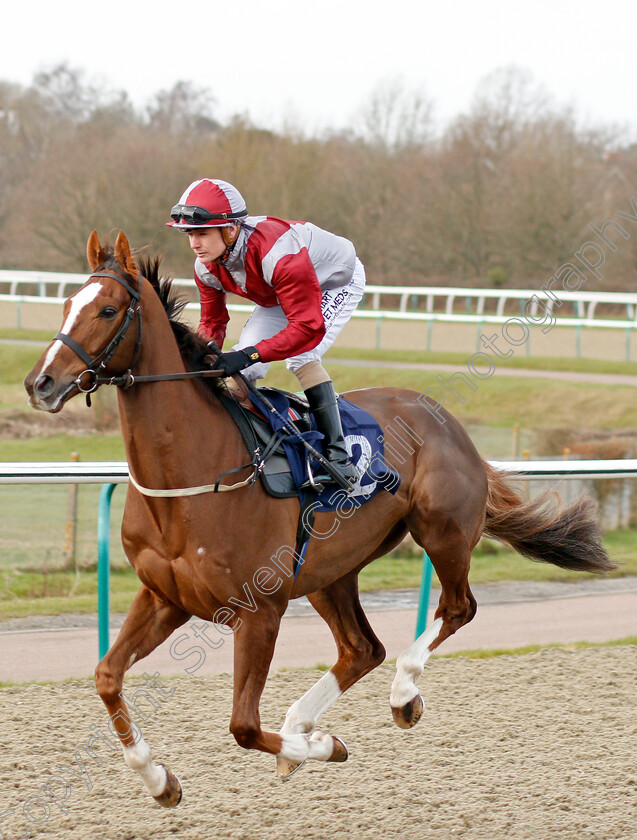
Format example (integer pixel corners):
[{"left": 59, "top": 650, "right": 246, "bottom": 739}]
[{"left": 217, "top": 385, "right": 401, "bottom": 578}]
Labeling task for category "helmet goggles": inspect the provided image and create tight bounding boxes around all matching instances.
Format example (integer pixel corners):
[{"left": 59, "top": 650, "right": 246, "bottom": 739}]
[{"left": 170, "top": 203, "right": 247, "bottom": 228}]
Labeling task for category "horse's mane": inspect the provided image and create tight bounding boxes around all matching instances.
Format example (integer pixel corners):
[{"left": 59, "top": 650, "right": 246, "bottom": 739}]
[
  {"left": 97, "top": 247, "right": 220, "bottom": 389},
  {"left": 135, "top": 253, "right": 221, "bottom": 388}
]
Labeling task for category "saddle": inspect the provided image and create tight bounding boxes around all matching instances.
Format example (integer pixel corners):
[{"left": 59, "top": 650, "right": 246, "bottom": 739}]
[
  {"left": 217, "top": 383, "right": 400, "bottom": 507},
  {"left": 217, "top": 382, "right": 401, "bottom": 578},
  {"left": 217, "top": 386, "right": 313, "bottom": 499}
]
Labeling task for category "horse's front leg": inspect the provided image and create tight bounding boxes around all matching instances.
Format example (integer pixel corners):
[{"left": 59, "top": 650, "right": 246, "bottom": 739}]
[
  {"left": 95, "top": 585, "right": 189, "bottom": 807},
  {"left": 229, "top": 608, "right": 284, "bottom": 757},
  {"left": 230, "top": 608, "right": 346, "bottom": 778},
  {"left": 230, "top": 604, "right": 324, "bottom": 764}
]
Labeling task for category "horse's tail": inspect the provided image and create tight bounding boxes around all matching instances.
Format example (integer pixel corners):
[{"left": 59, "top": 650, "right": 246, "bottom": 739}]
[{"left": 482, "top": 461, "right": 616, "bottom": 573}]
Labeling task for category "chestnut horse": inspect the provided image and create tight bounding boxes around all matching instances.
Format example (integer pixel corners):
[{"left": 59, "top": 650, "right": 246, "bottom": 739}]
[{"left": 25, "top": 231, "right": 613, "bottom": 807}]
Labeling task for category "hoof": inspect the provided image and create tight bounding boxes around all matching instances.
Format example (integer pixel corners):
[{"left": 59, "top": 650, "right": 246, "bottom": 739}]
[
  {"left": 391, "top": 694, "right": 424, "bottom": 729},
  {"left": 153, "top": 769, "right": 182, "bottom": 807},
  {"left": 327, "top": 736, "right": 348, "bottom": 763},
  {"left": 276, "top": 754, "right": 306, "bottom": 781}
]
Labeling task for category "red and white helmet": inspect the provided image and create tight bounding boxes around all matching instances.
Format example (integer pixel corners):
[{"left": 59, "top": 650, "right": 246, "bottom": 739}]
[{"left": 168, "top": 179, "right": 248, "bottom": 229}]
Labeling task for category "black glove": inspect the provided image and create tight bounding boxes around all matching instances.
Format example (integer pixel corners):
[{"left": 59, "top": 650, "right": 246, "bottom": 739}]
[{"left": 212, "top": 346, "right": 261, "bottom": 376}]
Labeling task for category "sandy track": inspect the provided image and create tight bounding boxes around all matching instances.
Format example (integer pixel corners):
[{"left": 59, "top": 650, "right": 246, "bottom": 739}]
[{"left": 0, "top": 647, "right": 635, "bottom": 840}]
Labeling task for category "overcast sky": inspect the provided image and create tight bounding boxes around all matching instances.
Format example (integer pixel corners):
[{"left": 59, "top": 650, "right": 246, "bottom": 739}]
[{"left": 2, "top": 0, "right": 636, "bottom": 137}]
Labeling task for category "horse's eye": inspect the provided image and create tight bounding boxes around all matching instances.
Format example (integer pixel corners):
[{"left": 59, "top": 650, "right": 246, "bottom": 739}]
[{"left": 100, "top": 306, "right": 118, "bottom": 319}]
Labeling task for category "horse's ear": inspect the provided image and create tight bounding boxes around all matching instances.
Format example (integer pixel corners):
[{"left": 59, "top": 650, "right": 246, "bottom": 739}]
[
  {"left": 87, "top": 230, "right": 106, "bottom": 271},
  {"left": 114, "top": 231, "right": 138, "bottom": 278}
]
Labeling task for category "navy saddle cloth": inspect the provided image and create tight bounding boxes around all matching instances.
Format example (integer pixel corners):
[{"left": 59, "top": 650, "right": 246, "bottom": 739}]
[{"left": 218, "top": 386, "right": 400, "bottom": 512}]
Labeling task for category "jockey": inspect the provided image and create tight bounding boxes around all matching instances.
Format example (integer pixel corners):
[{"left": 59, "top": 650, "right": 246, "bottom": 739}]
[{"left": 168, "top": 178, "right": 366, "bottom": 487}]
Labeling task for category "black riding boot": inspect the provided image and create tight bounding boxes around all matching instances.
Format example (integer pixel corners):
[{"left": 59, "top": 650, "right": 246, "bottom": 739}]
[{"left": 303, "top": 381, "right": 358, "bottom": 488}]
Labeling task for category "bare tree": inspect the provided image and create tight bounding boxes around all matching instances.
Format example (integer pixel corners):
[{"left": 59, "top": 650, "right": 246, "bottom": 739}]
[
  {"left": 0, "top": 65, "right": 634, "bottom": 290},
  {"left": 357, "top": 77, "right": 435, "bottom": 151},
  {"left": 147, "top": 81, "right": 219, "bottom": 134}
]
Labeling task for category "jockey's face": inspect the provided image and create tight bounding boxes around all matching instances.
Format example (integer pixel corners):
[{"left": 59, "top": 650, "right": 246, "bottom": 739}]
[{"left": 187, "top": 227, "right": 227, "bottom": 264}]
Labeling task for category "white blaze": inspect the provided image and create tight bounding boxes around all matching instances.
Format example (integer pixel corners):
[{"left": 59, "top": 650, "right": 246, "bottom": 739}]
[{"left": 40, "top": 282, "right": 103, "bottom": 374}]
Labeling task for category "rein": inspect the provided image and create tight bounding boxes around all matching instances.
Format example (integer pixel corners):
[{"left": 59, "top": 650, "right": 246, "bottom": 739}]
[
  {"left": 57, "top": 265, "right": 342, "bottom": 498},
  {"left": 95, "top": 368, "right": 225, "bottom": 388},
  {"left": 58, "top": 266, "right": 245, "bottom": 494}
]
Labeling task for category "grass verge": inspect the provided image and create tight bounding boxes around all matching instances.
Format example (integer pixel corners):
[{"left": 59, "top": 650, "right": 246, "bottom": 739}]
[
  {"left": 7, "top": 360, "right": 637, "bottom": 433},
  {"left": 0, "top": 433, "right": 125, "bottom": 461},
  {"left": 4, "top": 342, "right": 637, "bottom": 430},
  {"left": 436, "top": 636, "right": 637, "bottom": 659},
  {"left": 326, "top": 346, "right": 637, "bottom": 376},
  {"left": 2, "top": 330, "right": 636, "bottom": 377},
  {"left": 0, "top": 567, "right": 139, "bottom": 618},
  {"left": 358, "top": 529, "right": 637, "bottom": 590},
  {"left": 1, "top": 529, "right": 635, "bottom": 620},
  {"left": 0, "top": 329, "right": 51, "bottom": 342}
]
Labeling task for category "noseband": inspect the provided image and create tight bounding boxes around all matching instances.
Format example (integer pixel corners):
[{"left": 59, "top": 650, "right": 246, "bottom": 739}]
[{"left": 54, "top": 270, "right": 142, "bottom": 398}]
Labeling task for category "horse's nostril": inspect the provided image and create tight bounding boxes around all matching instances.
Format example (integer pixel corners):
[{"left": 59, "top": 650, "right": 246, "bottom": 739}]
[{"left": 34, "top": 374, "right": 55, "bottom": 398}]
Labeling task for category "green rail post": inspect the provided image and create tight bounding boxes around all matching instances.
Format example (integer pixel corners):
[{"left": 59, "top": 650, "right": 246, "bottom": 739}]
[
  {"left": 415, "top": 551, "right": 433, "bottom": 639},
  {"left": 98, "top": 483, "right": 117, "bottom": 660}
]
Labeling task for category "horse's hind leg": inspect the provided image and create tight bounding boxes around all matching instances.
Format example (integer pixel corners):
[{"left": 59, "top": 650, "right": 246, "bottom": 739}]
[
  {"left": 95, "top": 585, "right": 189, "bottom": 806},
  {"left": 276, "top": 571, "right": 385, "bottom": 778},
  {"left": 390, "top": 516, "right": 478, "bottom": 729}
]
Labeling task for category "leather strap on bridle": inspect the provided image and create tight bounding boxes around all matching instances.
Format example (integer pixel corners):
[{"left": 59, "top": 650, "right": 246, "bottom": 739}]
[
  {"left": 56, "top": 266, "right": 258, "bottom": 493},
  {"left": 53, "top": 331, "right": 94, "bottom": 367},
  {"left": 58, "top": 270, "right": 143, "bottom": 401},
  {"left": 59, "top": 269, "right": 227, "bottom": 393}
]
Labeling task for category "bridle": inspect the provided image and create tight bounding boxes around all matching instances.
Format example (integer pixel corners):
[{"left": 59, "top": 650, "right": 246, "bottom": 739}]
[
  {"left": 52, "top": 263, "right": 353, "bottom": 495},
  {"left": 55, "top": 270, "right": 143, "bottom": 399},
  {"left": 56, "top": 267, "right": 223, "bottom": 403}
]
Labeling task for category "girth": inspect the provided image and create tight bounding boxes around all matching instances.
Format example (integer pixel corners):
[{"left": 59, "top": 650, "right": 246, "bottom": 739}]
[{"left": 216, "top": 389, "right": 316, "bottom": 579}]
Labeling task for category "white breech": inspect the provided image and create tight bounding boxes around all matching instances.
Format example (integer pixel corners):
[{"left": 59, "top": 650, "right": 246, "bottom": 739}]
[{"left": 233, "top": 259, "right": 366, "bottom": 381}]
